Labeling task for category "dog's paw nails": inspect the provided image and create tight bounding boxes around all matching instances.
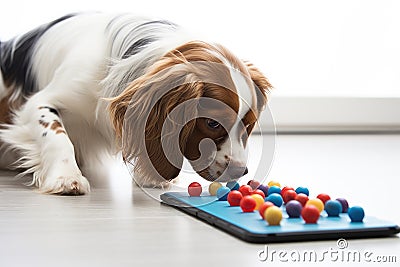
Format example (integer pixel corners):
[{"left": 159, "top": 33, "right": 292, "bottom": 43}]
[{"left": 67, "top": 180, "right": 81, "bottom": 195}]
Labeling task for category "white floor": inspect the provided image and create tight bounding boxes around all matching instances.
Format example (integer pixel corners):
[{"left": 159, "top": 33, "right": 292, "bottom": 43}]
[{"left": 1, "top": 134, "right": 399, "bottom": 267}]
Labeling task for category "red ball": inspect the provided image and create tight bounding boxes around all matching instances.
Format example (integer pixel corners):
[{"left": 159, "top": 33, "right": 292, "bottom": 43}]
[
  {"left": 281, "top": 186, "right": 294, "bottom": 196},
  {"left": 227, "top": 190, "right": 243, "bottom": 206},
  {"left": 239, "top": 185, "right": 253, "bottom": 196},
  {"left": 295, "top": 193, "right": 309, "bottom": 207},
  {"left": 259, "top": 201, "right": 274, "bottom": 219},
  {"left": 252, "top": 189, "right": 266, "bottom": 199},
  {"left": 283, "top": 189, "right": 297, "bottom": 203},
  {"left": 317, "top": 193, "right": 331, "bottom": 204},
  {"left": 188, "top": 182, "right": 202, "bottom": 197},
  {"left": 301, "top": 205, "right": 320, "bottom": 224},
  {"left": 240, "top": 196, "right": 257, "bottom": 212}
]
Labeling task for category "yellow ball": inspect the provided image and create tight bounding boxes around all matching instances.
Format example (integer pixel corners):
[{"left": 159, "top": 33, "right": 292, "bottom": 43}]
[
  {"left": 250, "top": 194, "right": 265, "bottom": 210},
  {"left": 208, "top": 182, "right": 222, "bottom": 196},
  {"left": 264, "top": 206, "right": 282, "bottom": 226},
  {"left": 306, "top": 198, "right": 324, "bottom": 213},
  {"left": 268, "top": 181, "right": 281, "bottom": 188}
]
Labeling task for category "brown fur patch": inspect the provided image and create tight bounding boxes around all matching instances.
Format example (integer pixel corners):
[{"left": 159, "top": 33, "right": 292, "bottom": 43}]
[
  {"left": 39, "top": 120, "right": 49, "bottom": 128},
  {"left": 244, "top": 61, "right": 273, "bottom": 110},
  {"left": 55, "top": 129, "right": 66, "bottom": 135},
  {"left": 50, "top": 120, "right": 62, "bottom": 130},
  {"left": 0, "top": 86, "right": 28, "bottom": 126},
  {"left": 50, "top": 120, "right": 65, "bottom": 134},
  {"left": 0, "top": 96, "right": 12, "bottom": 125}
]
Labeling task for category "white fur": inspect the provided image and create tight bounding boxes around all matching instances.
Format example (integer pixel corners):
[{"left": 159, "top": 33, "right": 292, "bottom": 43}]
[
  {"left": 0, "top": 13, "right": 255, "bottom": 193},
  {"left": 208, "top": 66, "right": 255, "bottom": 180},
  {"left": 0, "top": 96, "right": 90, "bottom": 193},
  {"left": 200, "top": 48, "right": 255, "bottom": 179},
  {"left": 225, "top": 67, "right": 253, "bottom": 165},
  {"left": 0, "top": 13, "right": 197, "bottom": 193}
]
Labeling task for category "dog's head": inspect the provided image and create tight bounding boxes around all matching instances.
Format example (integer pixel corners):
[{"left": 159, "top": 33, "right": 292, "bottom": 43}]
[{"left": 109, "top": 41, "right": 272, "bottom": 185}]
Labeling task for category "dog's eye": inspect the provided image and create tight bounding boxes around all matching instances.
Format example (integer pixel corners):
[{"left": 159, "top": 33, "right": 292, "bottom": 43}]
[{"left": 206, "top": 119, "right": 221, "bottom": 129}]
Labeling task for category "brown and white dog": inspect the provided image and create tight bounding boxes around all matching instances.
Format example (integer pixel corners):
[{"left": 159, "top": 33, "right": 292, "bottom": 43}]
[{"left": 0, "top": 13, "right": 272, "bottom": 195}]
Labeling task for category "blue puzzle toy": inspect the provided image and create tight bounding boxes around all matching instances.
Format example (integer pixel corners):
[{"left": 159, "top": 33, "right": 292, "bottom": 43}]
[{"left": 161, "top": 190, "right": 400, "bottom": 243}]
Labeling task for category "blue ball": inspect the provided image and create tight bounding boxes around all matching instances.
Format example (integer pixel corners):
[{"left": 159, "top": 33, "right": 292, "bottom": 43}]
[
  {"left": 226, "top": 181, "right": 239, "bottom": 191},
  {"left": 216, "top": 186, "right": 231, "bottom": 201},
  {"left": 295, "top": 186, "right": 309, "bottom": 196},
  {"left": 258, "top": 185, "right": 269, "bottom": 196},
  {"left": 267, "top": 186, "right": 281, "bottom": 196},
  {"left": 325, "top": 200, "right": 342, "bottom": 217},
  {"left": 286, "top": 200, "right": 303, "bottom": 218},
  {"left": 265, "top": 193, "right": 283, "bottom": 207},
  {"left": 348, "top": 206, "right": 365, "bottom": 222}
]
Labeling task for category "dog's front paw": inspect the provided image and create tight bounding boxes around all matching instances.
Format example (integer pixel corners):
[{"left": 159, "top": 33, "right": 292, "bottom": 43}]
[{"left": 40, "top": 174, "right": 90, "bottom": 195}]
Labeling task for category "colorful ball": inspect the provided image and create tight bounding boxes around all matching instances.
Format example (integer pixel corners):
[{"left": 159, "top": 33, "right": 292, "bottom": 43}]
[
  {"left": 317, "top": 193, "right": 331, "bottom": 204},
  {"left": 208, "top": 181, "right": 222, "bottom": 196},
  {"left": 267, "top": 181, "right": 281, "bottom": 188},
  {"left": 348, "top": 206, "right": 365, "bottom": 222},
  {"left": 267, "top": 186, "right": 281, "bottom": 196},
  {"left": 227, "top": 190, "right": 243, "bottom": 206},
  {"left": 248, "top": 180, "right": 261, "bottom": 190},
  {"left": 240, "top": 196, "right": 257, "bottom": 212},
  {"left": 282, "top": 189, "right": 297, "bottom": 204},
  {"left": 281, "top": 186, "right": 294, "bottom": 197},
  {"left": 188, "top": 182, "right": 202, "bottom": 197},
  {"left": 265, "top": 193, "right": 283, "bottom": 207},
  {"left": 295, "top": 193, "right": 309, "bottom": 207},
  {"left": 301, "top": 205, "right": 320, "bottom": 224},
  {"left": 257, "top": 185, "right": 269, "bottom": 196},
  {"left": 216, "top": 186, "right": 231, "bottom": 201},
  {"left": 295, "top": 186, "right": 309, "bottom": 196},
  {"left": 259, "top": 201, "right": 274, "bottom": 219},
  {"left": 264, "top": 206, "right": 283, "bottom": 225},
  {"left": 324, "top": 200, "right": 342, "bottom": 217},
  {"left": 250, "top": 194, "right": 265, "bottom": 210},
  {"left": 226, "top": 181, "right": 239, "bottom": 191},
  {"left": 239, "top": 185, "right": 253, "bottom": 196},
  {"left": 306, "top": 198, "right": 324, "bottom": 213},
  {"left": 336, "top": 198, "right": 349, "bottom": 213},
  {"left": 286, "top": 200, "right": 303, "bottom": 218},
  {"left": 252, "top": 189, "right": 266, "bottom": 199}
]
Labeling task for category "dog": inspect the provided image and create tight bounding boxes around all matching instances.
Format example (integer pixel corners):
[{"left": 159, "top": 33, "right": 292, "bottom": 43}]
[{"left": 0, "top": 13, "right": 272, "bottom": 195}]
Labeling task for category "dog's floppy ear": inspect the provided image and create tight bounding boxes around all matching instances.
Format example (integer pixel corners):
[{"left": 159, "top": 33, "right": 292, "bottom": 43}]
[
  {"left": 244, "top": 61, "right": 273, "bottom": 110},
  {"left": 109, "top": 56, "right": 203, "bottom": 186}
]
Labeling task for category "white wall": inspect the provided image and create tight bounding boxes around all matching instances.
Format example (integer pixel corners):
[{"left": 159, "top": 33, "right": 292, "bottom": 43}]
[
  {"left": 1, "top": 0, "right": 399, "bottom": 131},
  {"left": 1, "top": 0, "right": 399, "bottom": 98}
]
